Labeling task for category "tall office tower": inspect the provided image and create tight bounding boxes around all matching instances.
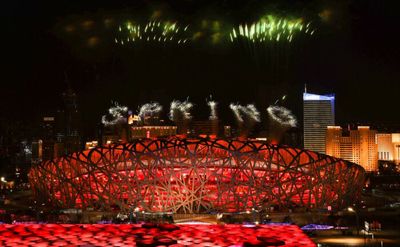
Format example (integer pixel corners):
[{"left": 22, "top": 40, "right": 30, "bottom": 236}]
[
  {"left": 326, "top": 126, "right": 378, "bottom": 172},
  {"left": 41, "top": 116, "right": 56, "bottom": 161},
  {"left": 303, "top": 91, "right": 335, "bottom": 154},
  {"left": 62, "top": 88, "right": 79, "bottom": 138},
  {"left": 56, "top": 87, "right": 81, "bottom": 155}
]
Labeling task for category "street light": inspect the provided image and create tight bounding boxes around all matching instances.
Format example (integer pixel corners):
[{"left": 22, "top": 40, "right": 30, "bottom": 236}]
[{"left": 348, "top": 207, "right": 359, "bottom": 235}]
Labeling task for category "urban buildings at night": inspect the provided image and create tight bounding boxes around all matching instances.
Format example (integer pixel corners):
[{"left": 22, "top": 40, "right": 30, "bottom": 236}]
[
  {"left": 131, "top": 125, "right": 177, "bottom": 139},
  {"left": 325, "top": 126, "right": 400, "bottom": 172},
  {"left": 303, "top": 91, "right": 335, "bottom": 154},
  {"left": 376, "top": 133, "right": 400, "bottom": 164},
  {"left": 326, "top": 126, "right": 378, "bottom": 172},
  {"left": 190, "top": 119, "right": 219, "bottom": 137},
  {"left": 30, "top": 88, "right": 82, "bottom": 164},
  {"left": 2, "top": 1, "right": 400, "bottom": 246}
]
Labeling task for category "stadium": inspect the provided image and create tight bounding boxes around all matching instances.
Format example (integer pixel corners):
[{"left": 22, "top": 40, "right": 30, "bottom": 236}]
[{"left": 29, "top": 136, "right": 365, "bottom": 214}]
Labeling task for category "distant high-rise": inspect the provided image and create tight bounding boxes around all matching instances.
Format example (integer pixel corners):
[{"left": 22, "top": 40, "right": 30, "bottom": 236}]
[
  {"left": 62, "top": 88, "right": 79, "bottom": 136},
  {"left": 41, "top": 116, "right": 56, "bottom": 160},
  {"left": 57, "top": 88, "right": 81, "bottom": 155},
  {"left": 303, "top": 91, "right": 335, "bottom": 154},
  {"left": 32, "top": 116, "right": 56, "bottom": 162}
]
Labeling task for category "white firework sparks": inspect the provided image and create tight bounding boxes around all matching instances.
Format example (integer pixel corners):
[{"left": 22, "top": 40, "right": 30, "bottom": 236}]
[
  {"left": 267, "top": 105, "right": 297, "bottom": 127},
  {"left": 138, "top": 102, "right": 163, "bottom": 123},
  {"left": 169, "top": 99, "right": 193, "bottom": 122},
  {"left": 243, "top": 104, "right": 261, "bottom": 122},
  {"left": 101, "top": 102, "right": 128, "bottom": 126},
  {"left": 207, "top": 100, "right": 218, "bottom": 120},
  {"left": 229, "top": 103, "right": 260, "bottom": 123},
  {"left": 229, "top": 103, "right": 243, "bottom": 122}
]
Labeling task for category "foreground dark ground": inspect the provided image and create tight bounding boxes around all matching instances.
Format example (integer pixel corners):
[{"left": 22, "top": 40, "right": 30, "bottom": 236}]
[{"left": 1, "top": 187, "right": 400, "bottom": 246}]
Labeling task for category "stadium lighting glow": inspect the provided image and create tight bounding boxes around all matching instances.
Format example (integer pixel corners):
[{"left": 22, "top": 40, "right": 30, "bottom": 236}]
[{"left": 29, "top": 137, "right": 365, "bottom": 214}]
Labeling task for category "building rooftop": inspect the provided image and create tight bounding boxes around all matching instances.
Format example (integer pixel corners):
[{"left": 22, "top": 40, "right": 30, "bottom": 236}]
[{"left": 303, "top": 93, "right": 335, "bottom": 101}]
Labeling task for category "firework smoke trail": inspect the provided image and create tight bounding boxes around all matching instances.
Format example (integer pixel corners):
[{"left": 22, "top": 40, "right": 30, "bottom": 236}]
[
  {"left": 230, "top": 103, "right": 260, "bottom": 137},
  {"left": 206, "top": 95, "right": 218, "bottom": 120},
  {"left": 229, "top": 15, "right": 314, "bottom": 84},
  {"left": 207, "top": 101, "right": 218, "bottom": 120},
  {"left": 169, "top": 99, "right": 193, "bottom": 122},
  {"left": 138, "top": 102, "right": 163, "bottom": 124},
  {"left": 101, "top": 102, "right": 128, "bottom": 126},
  {"left": 229, "top": 103, "right": 261, "bottom": 123},
  {"left": 267, "top": 105, "right": 297, "bottom": 127},
  {"left": 243, "top": 104, "right": 261, "bottom": 122},
  {"left": 274, "top": 95, "right": 287, "bottom": 105},
  {"left": 229, "top": 103, "right": 244, "bottom": 122}
]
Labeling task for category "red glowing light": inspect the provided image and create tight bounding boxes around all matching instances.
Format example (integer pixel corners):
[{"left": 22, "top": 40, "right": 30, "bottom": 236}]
[
  {"left": 29, "top": 137, "right": 365, "bottom": 213},
  {"left": 0, "top": 224, "right": 316, "bottom": 247}
]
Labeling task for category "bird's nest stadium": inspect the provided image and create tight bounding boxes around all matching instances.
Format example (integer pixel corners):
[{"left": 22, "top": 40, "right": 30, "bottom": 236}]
[{"left": 29, "top": 137, "right": 365, "bottom": 214}]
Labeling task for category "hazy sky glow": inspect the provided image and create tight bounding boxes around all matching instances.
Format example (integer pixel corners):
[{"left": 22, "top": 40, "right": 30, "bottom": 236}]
[{"left": 2, "top": 0, "right": 399, "bottom": 136}]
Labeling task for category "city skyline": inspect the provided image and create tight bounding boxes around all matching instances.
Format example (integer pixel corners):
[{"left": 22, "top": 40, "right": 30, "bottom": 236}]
[{"left": 1, "top": 2, "right": 400, "bottom": 246}]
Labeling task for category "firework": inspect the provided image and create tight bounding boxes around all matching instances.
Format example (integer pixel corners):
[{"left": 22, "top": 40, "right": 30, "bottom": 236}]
[
  {"left": 229, "top": 103, "right": 244, "bottom": 122},
  {"left": 230, "top": 15, "right": 314, "bottom": 43},
  {"left": 267, "top": 105, "right": 297, "bottom": 127},
  {"left": 229, "top": 103, "right": 260, "bottom": 123},
  {"left": 207, "top": 101, "right": 218, "bottom": 120},
  {"left": 274, "top": 95, "right": 287, "bottom": 105},
  {"left": 101, "top": 102, "right": 128, "bottom": 126},
  {"left": 206, "top": 96, "right": 218, "bottom": 120},
  {"left": 169, "top": 99, "right": 193, "bottom": 122},
  {"left": 115, "top": 20, "right": 190, "bottom": 45},
  {"left": 138, "top": 102, "right": 163, "bottom": 124}
]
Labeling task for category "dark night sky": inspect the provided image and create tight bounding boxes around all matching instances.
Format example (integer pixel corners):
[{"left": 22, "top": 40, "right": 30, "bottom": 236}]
[{"left": 2, "top": 0, "right": 400, "bottom": 138}]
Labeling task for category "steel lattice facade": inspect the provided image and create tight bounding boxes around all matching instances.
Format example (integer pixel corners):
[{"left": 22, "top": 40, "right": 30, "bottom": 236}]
[{"left": 29, "top": 137, "right": 365, "bottom": 213}]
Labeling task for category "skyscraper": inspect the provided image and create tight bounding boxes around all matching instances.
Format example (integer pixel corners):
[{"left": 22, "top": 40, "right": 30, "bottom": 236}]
[
  {"left": 303, "top": 91, "right": 335, "bottom": 154},
  {"left": 55, "top": 87, "right": 81, "bottom": 156},
  {"left": 41, "top": 116, "right": 56, "bottom": 161}
]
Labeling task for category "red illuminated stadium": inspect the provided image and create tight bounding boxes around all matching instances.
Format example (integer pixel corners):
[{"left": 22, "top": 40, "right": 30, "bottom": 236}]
[{"left": 29, "top": 137, "right": 365, "bottom": 213}]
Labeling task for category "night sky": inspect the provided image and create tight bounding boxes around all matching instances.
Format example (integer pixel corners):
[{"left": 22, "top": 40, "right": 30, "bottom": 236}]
[{"left": 2, "top": 0, "right": 400, "bottom": 138}]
